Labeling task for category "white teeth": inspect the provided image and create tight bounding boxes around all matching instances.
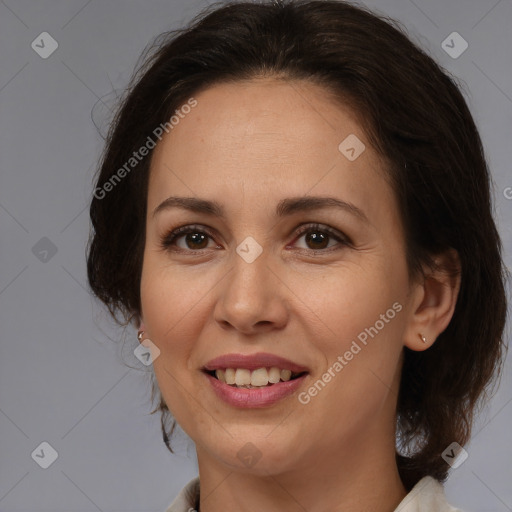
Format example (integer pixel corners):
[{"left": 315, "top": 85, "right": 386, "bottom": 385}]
[
  {"left": 235, "top": 368, "right": 251, "bottom": 386},
  {"left": 268, "top": 367, "right": 281, "bottom": 383},
  {"left": 224, "top": 368, "right": 236, "bottom": 385},
  {"left": 212, "top": 366, "right": 301, "bottom": 387},
  {"left": 250, "top": 368, "right": 269, "bottom": 386},
  {"left": 280, "top": 369, "right": 292, "bottom": 381}
]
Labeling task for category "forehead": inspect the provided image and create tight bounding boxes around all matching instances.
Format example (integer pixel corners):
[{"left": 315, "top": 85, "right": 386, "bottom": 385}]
[
  {"left": 153, "top": 78, "right": 366, "bottom": 163},
  {"left": 147, "top": 78, "right": 393, "bottom": 222}
]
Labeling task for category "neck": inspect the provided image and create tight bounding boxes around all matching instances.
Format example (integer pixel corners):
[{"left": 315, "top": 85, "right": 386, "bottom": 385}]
[{"left": 196, "top": 429, "right": 407, "bottom": 512}]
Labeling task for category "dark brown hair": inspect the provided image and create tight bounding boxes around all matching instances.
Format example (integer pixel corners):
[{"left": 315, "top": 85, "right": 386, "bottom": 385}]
[{"left": 86, "top": 0, "right": 508, "bottom": 490}]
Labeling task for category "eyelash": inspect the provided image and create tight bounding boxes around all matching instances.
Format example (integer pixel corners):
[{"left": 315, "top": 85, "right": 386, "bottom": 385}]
[{"left": 160, "top": 223, "right": 352, "bottom": 254}]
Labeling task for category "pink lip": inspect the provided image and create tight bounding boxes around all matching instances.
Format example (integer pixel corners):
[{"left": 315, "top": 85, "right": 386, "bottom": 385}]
[
  {"left": 203, "top": 352, "right": 309, "bottom": 373},
  {"left": 204, "top": 372, "right": 308, "bottom": 408}
]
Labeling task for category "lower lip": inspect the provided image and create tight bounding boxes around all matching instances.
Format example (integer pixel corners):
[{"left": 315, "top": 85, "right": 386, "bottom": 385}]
[{"left": 204, "top": 372, "right": 308, "bottom": 408}]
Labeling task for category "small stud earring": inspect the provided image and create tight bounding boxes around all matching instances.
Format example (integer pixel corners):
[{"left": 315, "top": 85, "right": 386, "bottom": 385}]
[
  {"left": 418, "top": 333, "right": 427, "bottom": 344},
  {"left": 137, "top": 330, "right": 145, "bottom": 342}
]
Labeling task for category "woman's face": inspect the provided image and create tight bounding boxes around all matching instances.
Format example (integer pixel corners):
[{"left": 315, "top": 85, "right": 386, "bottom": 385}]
[{"left": 140, "top": 78, "right": 416, "bottom": 474}]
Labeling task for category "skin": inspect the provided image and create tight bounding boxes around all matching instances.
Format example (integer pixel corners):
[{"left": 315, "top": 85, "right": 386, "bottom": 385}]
[{"left": 139, "top": 78, "right": 460, "bottom": 512}]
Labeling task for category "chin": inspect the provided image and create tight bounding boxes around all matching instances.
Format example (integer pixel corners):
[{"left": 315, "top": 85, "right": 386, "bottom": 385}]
[{"left": 207, "top": 431, "right": 301, "bottom": 474}]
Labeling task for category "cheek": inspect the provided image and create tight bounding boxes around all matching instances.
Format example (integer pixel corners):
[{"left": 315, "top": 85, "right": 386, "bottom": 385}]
[
  {"left": 140, "top": 256, "right": 209, "bottom": 428},
  {"left": 299, "top": 297, "right": 405, "bottom": 443},
  {"left": 139, "top": 251, "right": 222, "bottom": 398},
  {"left": 290, "top": 260, "right": 402, "bottom": 344},
  {"left": 140, "top": 251, "right": 210, "bottom": 340},
  {"left": 295, "top": 261, "right": 406, "bottom": 402},
  {"left": 140, "top": 255, "right": 193, "bottom": 375}
]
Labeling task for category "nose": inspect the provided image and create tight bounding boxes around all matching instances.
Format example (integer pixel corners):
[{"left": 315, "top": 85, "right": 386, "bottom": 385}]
[{"left": 213, "top": 248, "right": 289, "bottom": 335}]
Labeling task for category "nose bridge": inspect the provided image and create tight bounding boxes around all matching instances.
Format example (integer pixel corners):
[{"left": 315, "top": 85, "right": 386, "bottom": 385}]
[
  {"left": 228, "top": 235, "right": 272, "bottom": 305},
  {"left": 214, "top": 234, "right": 287, "bottom": 332}
]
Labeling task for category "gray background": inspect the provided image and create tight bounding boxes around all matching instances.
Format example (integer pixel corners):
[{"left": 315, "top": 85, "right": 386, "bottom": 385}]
[{"left": 0, "top": 0, "right": 511, "bottom": 510}]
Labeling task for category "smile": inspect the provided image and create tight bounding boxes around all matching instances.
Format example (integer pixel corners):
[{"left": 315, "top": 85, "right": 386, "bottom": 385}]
[
  {"left": 202, "top": 352, "right": 310, "bottom": 407},
  {"left": 207, "top": 367, "right": 306, "bottom": 388}
]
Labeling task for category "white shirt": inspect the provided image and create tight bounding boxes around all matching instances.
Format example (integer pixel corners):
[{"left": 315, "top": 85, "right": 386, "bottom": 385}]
[{"left": 164, "top": 475, "right": 463, "bottom": 511}]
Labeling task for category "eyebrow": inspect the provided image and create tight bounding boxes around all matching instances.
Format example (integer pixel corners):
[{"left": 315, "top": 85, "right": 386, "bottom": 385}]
[{"left": 152, "top": 195, "right": 369, "bottom": 223}]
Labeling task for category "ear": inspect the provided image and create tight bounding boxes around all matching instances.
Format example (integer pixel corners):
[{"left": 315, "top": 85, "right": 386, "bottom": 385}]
[{"left": 404, "top": 249, "right": 461, "bottom": 351}]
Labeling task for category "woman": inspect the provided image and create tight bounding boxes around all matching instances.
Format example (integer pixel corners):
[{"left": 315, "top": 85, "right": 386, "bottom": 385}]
[{"left": 86, "top": 1, "right": 508, "bottom": 511}]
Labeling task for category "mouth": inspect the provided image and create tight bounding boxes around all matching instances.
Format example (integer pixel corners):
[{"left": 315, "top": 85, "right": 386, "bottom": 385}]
[{"left": 203, "top": 367, "right": 308, "bottom": 388}]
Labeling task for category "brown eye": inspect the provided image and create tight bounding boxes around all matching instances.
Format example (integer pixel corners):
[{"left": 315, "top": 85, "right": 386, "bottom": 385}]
[
  {"left": 161, "top": 223, "right": 350, "bottom": 254},
  {"left": 180, "top": 232, "right": 210, "bottom": 250},
  {"left": 292, "top": 223, "right": 350, "bottom": 252},
  {"left": 303, "top": 231, "right": 330, "bottom": 250},
  {"left": 161, "top": 225, "right": 217, "bottom": 252}
]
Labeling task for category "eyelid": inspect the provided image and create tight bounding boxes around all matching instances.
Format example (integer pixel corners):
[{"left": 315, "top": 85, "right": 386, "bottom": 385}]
[
  {"left": 160, "top": 222, "right": 352, "bottom": 253},
  {"left": 292, "top": 222, "right": 352, "bottom": 247},
  {"left": 160, "top": 224, "right": 218, "bottom": 251}
]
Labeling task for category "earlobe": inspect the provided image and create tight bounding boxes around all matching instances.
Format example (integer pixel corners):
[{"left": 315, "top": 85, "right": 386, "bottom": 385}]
[
  {"left": 417, "top": 333, "right": 428, "bottom": 345},
  {"left": 404, "top": 249, "right": 461, "bottom": 351},
  {"left": 138, "top": 320, "right": 147, "bottom": 343}
]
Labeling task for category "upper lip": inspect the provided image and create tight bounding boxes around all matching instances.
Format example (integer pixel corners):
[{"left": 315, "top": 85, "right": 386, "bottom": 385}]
[{"left": 203, "top": 352, "right": 309, "bottom": 373}]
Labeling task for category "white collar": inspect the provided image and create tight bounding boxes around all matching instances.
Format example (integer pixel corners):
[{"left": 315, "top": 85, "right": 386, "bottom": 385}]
[{"left": 165, "top": 475, "right": 462, "bottom": 512}]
